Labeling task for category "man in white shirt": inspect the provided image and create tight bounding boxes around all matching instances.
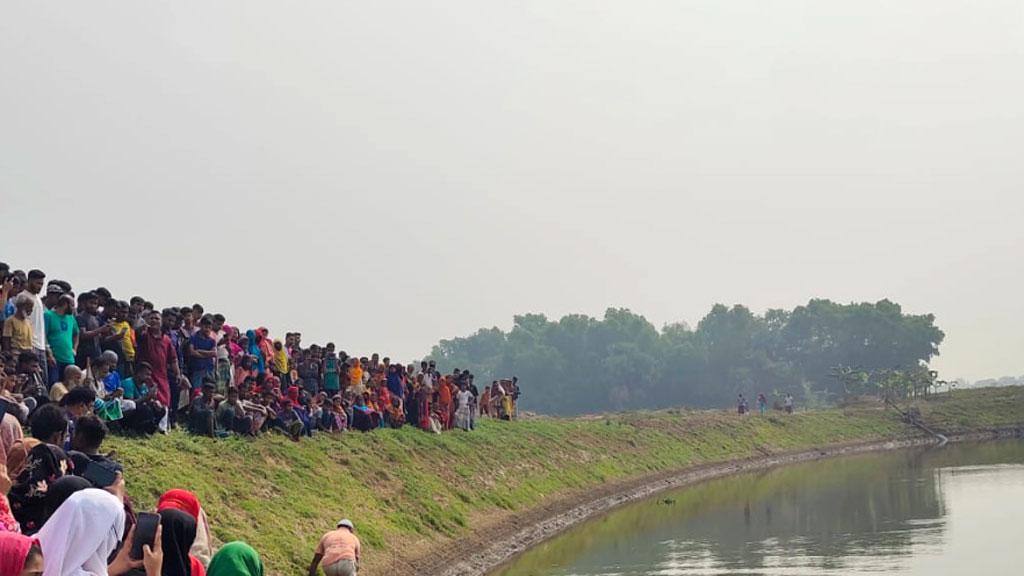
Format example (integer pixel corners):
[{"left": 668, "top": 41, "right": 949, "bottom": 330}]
[
  {"left": 25, "top": 270, "right": 47, "bottom": 367},
  {"left": 422, "top": 368, "right": 434, "bottom": 389},
  {"left": 211, "top": 313, "right": 231, "bottom": 392},
  {"left": 455, "top": 384, "right": 473, "bottom": 431}
]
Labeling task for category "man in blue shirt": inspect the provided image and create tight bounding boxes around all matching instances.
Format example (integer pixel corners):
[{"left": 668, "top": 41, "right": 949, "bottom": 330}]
[{"left": 188, "top": 315, "right": 217, "bottom": 391}]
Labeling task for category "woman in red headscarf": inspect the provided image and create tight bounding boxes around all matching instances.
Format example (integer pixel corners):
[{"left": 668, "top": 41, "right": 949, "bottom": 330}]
[
  {"left": 158, "top": 489, "right": 214, "bottom": 568},
  {"left": 0, "top": 532, "right": 42, "bottom": 576}
]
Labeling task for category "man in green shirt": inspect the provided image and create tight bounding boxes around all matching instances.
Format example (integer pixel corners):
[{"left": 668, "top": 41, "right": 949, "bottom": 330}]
[{"left": 44, "top": 294, "right": 79, "bottom": 386}]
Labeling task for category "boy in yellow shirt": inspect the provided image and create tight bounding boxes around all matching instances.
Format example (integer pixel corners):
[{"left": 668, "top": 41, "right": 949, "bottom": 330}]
[{"left": 109, "top": 301, "right": 135, "bottom": 376}]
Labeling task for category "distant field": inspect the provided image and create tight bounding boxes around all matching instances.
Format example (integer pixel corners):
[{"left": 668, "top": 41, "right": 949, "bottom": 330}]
[{"left": 108, "top": 386, "right": 1024, "bottom": 575}]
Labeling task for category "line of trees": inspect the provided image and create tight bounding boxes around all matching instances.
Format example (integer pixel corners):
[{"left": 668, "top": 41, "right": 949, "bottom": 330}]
[
  {"left": 427, "top": 299, "right": 945, "bottom": 415},
  {"left": 828, "top": 365, "right": 951, "bottom": 400}
]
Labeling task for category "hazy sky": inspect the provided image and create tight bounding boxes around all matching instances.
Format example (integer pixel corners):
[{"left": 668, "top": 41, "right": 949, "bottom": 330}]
[{"left": 2, "top": 1, "right": 1022, "bottom": 381}]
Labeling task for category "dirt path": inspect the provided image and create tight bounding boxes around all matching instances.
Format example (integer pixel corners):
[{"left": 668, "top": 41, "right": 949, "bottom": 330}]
[{"left": 405, "top": 428, "right": 1020, "bottom": 576}]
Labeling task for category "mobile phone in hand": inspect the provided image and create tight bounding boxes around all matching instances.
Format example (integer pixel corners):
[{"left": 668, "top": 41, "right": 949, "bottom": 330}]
[{"left": 131, "top": 512, "right": 160, "bottom": 560}]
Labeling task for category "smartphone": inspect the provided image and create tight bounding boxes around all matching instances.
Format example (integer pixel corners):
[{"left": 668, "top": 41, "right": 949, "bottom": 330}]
[
  {"left": 131, "top": 512, "right": 160, "bottom": 560},
  {"left": 81, "top": 460, "right": 119, "bottom": 488},
  {"left": 0, "top": 397, "right": 9, "bottom": 421}
]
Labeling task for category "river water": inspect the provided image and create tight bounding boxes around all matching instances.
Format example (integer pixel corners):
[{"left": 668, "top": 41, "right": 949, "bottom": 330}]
[{"left": 492, "top": 440, "right": 1024, "bottom": 576}]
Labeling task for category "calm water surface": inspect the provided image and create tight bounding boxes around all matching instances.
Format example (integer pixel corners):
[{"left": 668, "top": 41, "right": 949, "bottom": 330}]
[{"left": 493, "top": 441, "right": 1024, "bottom": 576}]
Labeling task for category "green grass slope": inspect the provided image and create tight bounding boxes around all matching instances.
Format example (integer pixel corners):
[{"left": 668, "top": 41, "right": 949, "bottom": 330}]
[{"left": 106, "top": 387, "right": 1024, "bottom": 575}]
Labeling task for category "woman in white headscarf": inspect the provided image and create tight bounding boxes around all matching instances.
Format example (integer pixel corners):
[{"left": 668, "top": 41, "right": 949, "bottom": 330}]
[{"left": 36, "top": 488, "right": 162, "bottom": 576}]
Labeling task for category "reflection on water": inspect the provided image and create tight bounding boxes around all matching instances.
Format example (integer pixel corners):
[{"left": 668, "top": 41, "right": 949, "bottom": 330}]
[{"left": 492, "top": 441, "right": 1024, "bottom": 576}]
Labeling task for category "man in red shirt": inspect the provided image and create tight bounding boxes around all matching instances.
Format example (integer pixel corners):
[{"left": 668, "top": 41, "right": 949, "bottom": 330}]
[{"left": 135, "top": 310, "right": 182, "bottom": 408}]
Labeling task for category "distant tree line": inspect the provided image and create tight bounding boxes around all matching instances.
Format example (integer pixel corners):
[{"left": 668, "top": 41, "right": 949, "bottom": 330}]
[
  {"left": 427, "top": 299, "right": 945, "bottom": 415},
  {"left": 972, "top": 375, "right": 1024, "bottom": 388}
]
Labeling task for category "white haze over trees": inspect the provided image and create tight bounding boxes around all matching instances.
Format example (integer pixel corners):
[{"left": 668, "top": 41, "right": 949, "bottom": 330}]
[{"left": 2, "top": 1, "right": 1022, "bottom": 388}]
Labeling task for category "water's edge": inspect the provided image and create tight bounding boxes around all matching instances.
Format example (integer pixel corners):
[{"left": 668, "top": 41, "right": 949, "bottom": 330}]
[{"left": 425, "top": 427, "right": 1022, "bottom": 576}]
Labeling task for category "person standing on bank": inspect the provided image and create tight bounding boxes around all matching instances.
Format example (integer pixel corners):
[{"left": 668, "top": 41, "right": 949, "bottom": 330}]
[
  {"left": 309, "top": 519, "right": 360, "bottom": 576},
  {"left": 43, "top": 295, "right": 79, "bottom": 387},
  {"left": 23, "top": 270, "right": 47, "bottom": 370}
]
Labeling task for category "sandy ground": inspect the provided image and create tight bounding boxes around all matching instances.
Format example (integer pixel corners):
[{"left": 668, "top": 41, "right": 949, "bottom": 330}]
[{"left": 404, "top": 428, "right": 1020, "bottom": 576}]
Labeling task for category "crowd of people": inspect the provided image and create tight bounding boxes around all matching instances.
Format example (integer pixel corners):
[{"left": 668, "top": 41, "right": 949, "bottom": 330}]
[
  {"left": 0, "top": 393, "right": 273, "bottom": 576},
  {"left": 0, "top": 261, "right": 523, "bottom": 576}
]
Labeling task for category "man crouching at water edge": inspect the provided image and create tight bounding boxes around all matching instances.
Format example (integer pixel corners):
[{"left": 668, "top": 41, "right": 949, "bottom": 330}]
[{"left": 309, "top": 518, "right": 361, "bottom": 576}]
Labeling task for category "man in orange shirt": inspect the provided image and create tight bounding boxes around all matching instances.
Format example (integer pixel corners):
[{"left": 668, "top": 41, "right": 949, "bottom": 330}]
[{"left": 309, "top": 518, "right": 361, "bottom": 576}]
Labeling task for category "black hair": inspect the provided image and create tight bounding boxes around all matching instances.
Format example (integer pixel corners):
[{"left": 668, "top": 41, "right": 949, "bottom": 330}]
[
  {"left": 55, "top": 280, "right": 72, "bottom": 292},
  {"left": 212, "top": 313, "right": 225, "bottom": 322},
  {"left": 136, "top": 361, "right": 153, "bottom": 373},
  {"left": 130, "top": 296, "right": 145, "bottom": 305},
  {"left": 27, "top": 269, "right": 45, "bottom": 281},
  {"left": 62, "top": 386, "right": 97, "bottom": 408},
  {"left": 17, "top": 350, "right": 38, "bottom": 365},
  {"left": 42, "top": 476, "right": 91, "bottom": 521},
  {"left": 95, "top": 287, "right": 111, "bottom": 298},
  {"left": 78, "top": 291, "right": 98, "bottom": 303},
  {"left": 73, "top": 414, "right": 108, "bottom": 452},
  {"left": 24, "top": 544, "right": 42, "bottom": 569},
  {"left": 30, "top": 404, "right": 67, "bottom": 442},
  {"left": 143, "top": 301, "right": 154, "bottom": 310},
  {"left": 54, "top": 295, "right": 73, "bottom": 312}
]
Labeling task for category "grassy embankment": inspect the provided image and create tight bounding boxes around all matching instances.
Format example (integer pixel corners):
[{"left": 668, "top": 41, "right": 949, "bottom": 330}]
[{"left": 106, "top": 387, "right": 1024, "bottom": 575}]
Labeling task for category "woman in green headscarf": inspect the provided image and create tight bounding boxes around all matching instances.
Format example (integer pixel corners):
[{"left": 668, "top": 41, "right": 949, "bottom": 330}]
[{"left": 207, "top": 542, "right": 264, "bottom": 576}]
